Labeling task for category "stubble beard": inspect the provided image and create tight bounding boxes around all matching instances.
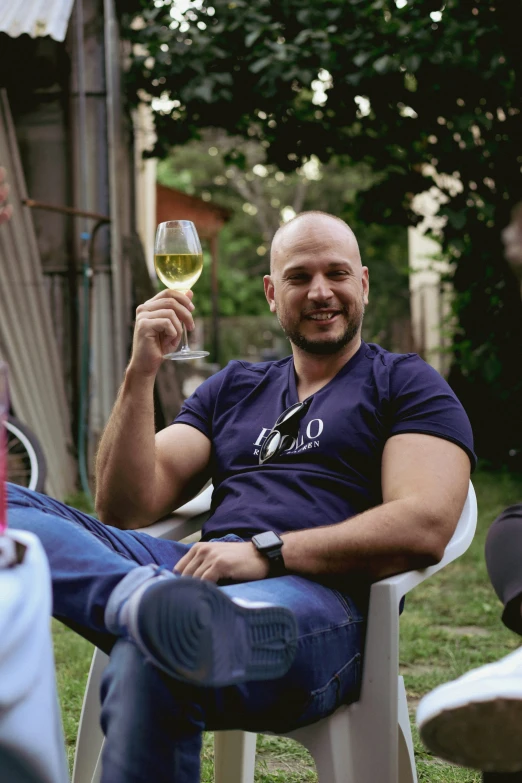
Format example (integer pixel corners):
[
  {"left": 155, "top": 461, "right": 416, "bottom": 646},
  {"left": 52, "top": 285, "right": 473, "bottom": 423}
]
[{"left": 277, "top": 301, "right": 365, "bottom": 356}]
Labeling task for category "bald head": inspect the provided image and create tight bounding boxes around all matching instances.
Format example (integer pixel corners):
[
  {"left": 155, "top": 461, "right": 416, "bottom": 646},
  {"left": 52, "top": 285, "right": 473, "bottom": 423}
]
[
  {"left": 270, "top": 211, "right": 361, "bottom": 275},
  {"left": 264, "top": 211, "right": 368, "bottom": 357}
]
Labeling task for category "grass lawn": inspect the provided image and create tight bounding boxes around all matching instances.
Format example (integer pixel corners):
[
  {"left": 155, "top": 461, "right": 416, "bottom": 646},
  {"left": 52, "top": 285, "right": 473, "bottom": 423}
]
[{"left": 54, "top": 469, "right": 522, "bottom": 781}]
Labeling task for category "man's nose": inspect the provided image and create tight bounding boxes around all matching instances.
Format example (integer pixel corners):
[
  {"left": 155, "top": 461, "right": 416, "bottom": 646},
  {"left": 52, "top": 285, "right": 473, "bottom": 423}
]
[{"left": 308, "top": 275, "right": 333, "bottom": 300}]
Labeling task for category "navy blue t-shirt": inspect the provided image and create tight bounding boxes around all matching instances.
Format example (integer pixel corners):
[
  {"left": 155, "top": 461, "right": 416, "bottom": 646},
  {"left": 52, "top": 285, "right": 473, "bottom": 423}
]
[{"left": 174, "top": 342, "right": 476, "bottom": 541}]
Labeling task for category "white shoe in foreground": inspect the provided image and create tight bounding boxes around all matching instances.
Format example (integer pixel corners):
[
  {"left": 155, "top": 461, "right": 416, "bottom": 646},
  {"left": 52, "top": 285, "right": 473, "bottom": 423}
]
[{"left": 416, "top": 646, "right": 522, "bottom": 772}]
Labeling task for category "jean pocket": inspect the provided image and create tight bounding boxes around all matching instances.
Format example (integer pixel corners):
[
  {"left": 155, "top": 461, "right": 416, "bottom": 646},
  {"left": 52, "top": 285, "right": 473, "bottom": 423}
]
[
  {"left": 293, "top": 651, "right": 362, "bottom": 729},
  {"left": 330, "top": 590, "right": 366, "bottom": 623}
]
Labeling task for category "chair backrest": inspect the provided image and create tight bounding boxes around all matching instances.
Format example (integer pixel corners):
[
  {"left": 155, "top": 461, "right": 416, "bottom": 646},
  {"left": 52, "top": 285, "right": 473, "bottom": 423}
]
[
  {"left": 437, "top": 480, "right": 478, "bottom": 566},
  {"left": 149, "top": 484, "right": 213, "bottom": 541}
]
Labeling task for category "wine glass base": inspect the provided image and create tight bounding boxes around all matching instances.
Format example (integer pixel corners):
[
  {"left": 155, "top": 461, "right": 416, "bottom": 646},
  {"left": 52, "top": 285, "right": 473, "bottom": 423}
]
[{"left": 163, "top": 350, "right": 209, "bottom": 361}]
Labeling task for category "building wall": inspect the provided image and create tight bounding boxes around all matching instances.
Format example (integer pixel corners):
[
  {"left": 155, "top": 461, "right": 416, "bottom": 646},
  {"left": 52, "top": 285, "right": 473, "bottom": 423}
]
[
  {"left": 133, "top": 103, "right": 157, "bottom": 279},
  {"left": 408, "top": 226, "right": 453, "bottom": 377},
  {"left": 0, "top": 1, "right": 140, "bottom": 496}
]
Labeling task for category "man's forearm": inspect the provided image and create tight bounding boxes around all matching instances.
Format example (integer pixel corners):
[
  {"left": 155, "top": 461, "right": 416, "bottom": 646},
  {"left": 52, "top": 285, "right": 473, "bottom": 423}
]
[
  {"left": 173, "top": 497, "right": 461, "bottom": 586},
  {"left": 95, "top": 368, "right": 157, "bottom": 526},
  {"left": 280, "top": 497, "right": 456, "bottom": 583}
]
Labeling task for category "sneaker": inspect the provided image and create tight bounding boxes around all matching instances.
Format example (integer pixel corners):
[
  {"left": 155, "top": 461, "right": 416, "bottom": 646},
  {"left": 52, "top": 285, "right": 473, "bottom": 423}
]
[
  {"left": 122, "top": 576, "right": 298, "bottom": 688},
  {"left": 416, "top": 647, "right": 522, "bottom": 772}
]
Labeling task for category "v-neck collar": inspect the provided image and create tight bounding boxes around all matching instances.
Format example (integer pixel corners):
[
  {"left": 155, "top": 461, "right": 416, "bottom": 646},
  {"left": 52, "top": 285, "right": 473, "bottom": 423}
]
[{"left": 286, "top": 340, "right": 367, "bottom": 405}]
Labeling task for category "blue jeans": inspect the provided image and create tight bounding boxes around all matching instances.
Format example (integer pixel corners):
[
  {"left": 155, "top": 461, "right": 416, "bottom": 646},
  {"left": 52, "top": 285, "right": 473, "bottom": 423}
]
[{"left": 7, "top": 483, "right": 366, "bottom": 783}]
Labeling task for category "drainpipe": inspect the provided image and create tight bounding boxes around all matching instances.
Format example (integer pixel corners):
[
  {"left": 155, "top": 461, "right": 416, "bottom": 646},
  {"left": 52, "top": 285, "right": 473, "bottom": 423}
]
[
  {"left": 104, "top": 0, "right": 125, "bottom": 381},
  {"left": 74, "top": 0, "right": 94, "bottom": 502}
]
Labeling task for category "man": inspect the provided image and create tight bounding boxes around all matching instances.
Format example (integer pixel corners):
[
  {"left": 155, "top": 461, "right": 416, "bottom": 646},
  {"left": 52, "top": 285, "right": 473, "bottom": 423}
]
[{"left": 8, "top": 211, "right": 474, "bottom": 783}]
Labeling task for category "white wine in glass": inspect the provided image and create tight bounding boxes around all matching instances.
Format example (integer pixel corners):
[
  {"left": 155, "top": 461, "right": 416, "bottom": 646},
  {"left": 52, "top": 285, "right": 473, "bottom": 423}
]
[{"left": 154, "top": 220, "right": 209, "bottom": 360}]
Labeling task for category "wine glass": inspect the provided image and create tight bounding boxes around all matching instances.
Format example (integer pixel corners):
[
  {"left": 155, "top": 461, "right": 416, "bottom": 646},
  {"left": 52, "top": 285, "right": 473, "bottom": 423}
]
[{"left": 154, "top": 220, "right": 209, "bottom": 360}]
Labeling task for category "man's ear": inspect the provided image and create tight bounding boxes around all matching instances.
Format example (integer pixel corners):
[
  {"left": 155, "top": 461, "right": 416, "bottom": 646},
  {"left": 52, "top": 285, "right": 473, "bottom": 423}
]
[
  {"left": 264, "top": 275, "right": 277, "bottom": 313},
  {"left": 362, "top": 266, "right": 369, "bottom": 305}
]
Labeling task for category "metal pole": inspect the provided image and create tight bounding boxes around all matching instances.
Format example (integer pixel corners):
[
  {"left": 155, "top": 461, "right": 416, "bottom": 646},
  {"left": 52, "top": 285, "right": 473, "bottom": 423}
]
[
  {"left": 104, "top": 0, "right": 126, "bottom": 380},
  {"left": 22, "top": 198, "right": 110, "bottom": 223},
  {"left": 74, "top": 0, "right": 94, "bottom": 500}
]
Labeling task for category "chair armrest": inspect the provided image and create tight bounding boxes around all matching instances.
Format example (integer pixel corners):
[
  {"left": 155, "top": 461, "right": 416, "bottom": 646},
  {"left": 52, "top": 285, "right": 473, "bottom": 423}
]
[
  {"left": 133, "top": 484, "right": 213, "bottom": 542},
  {"left": 371, "top": 480, "right": 477, "bottom": 606},
  {"left": 358, "top": 481, "right": 477, "bottom": 711}
]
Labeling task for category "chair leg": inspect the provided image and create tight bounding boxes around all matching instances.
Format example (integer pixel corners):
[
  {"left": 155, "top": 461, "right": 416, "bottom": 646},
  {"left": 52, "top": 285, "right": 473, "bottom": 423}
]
[
  {"left": 398, "top": 677, "right": 417, "bottom": 783},
  {"left": 213, "top": 731, "right": 256, "bottom": 783},
  {"left": 288, "top": 711, "right": 354, "bottom": 783},
  {"left": 91, "top": 745, "right": 103, "bottom": 783},
  {"left": 72, "top": 648, "right": 109, "bottom": 783},
  {"left": 288, "top": 698, "right": 400, "bottom": 783}
]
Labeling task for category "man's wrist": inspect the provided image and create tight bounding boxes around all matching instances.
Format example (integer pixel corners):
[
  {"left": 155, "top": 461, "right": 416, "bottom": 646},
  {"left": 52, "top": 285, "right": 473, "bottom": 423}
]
[
  {"left": 251, "top": 532, "right": 287, "bottom": 578},
  {"left": 250, "top": 544, "right": 271, "bottom": 578},
  {"left": 124, "top": 364, "right": 158, "bottom": 390}
]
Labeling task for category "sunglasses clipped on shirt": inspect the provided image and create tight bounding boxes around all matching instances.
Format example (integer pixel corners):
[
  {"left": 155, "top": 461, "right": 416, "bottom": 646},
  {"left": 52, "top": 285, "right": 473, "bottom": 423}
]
[{"left": 258, "top": 397, "right": 314, "bottom": 465}]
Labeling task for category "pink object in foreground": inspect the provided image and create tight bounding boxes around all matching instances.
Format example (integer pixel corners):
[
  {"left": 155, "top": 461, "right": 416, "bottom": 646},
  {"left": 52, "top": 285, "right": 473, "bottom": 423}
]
[{"left": 0, "top": 362, "right": 8, "bottom": 534}]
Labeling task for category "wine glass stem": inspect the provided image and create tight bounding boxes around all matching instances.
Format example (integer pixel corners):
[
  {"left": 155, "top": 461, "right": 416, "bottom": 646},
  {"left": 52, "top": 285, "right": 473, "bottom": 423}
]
[{"left": 180, "top": 323, "right": 190, "bottom": 354}]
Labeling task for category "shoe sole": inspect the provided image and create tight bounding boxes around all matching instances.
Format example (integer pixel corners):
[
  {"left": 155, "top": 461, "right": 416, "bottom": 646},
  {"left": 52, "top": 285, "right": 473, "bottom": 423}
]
[
  {"left": 133, "top": 578, "right": 298, "bottom": 687},
  {"left": 418, "top": 680, "right": 522, "bottom": 772}
]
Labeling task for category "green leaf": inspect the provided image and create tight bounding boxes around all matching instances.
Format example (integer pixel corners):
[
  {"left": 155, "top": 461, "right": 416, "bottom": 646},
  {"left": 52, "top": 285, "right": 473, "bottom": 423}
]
[
  {"left": 404, "top": 72, "right": 417, "bottom": 92},
  {"left": 404, "top": 54, "right": 421, "bottom": 72},
  {"left": 250, "top": 56, "right": 273, "bottom": 74},
  {"left": 294, "top": 29, "right": 311, "bottom": 46},
  {"left": 444, "top": 209, "right": 467, "bottom": 230},
  {"left": 192, "top": 80, "right": 214, "bottom": 103},
  {"left": 345, "top": 72, "right": 362, "bottom": 85},
  {"left": 353, "top": 52, "right": 371, "bottom": 67},
  {"left": 245, "top": 29, "right": 262, "bottom": 47},
  {"left": 373, "top": 55, "right": 395, "bottom": 73},
  {"left": 211, "top": 72, "right": 233, "bottom": 86},
  {"left": 296, "top": 9, "right": 311, "bottom": 24}
]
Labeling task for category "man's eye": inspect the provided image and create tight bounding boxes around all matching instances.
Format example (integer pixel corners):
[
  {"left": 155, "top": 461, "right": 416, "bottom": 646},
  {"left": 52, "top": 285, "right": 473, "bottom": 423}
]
[{"left": 330, "top": 270, "right": 348, "bottom": 277}]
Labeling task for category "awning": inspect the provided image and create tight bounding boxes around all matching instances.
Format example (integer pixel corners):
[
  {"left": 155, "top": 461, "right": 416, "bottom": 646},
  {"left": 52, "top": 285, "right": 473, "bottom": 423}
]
[{"left": 0, "top": 0, "right": 75, "bottom": 42}]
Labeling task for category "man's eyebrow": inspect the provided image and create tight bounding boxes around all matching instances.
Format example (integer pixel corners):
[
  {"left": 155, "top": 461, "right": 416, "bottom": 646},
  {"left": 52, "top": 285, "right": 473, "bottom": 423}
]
[{"left": 282, "top": 260, "right": 354, "bottom": 274}]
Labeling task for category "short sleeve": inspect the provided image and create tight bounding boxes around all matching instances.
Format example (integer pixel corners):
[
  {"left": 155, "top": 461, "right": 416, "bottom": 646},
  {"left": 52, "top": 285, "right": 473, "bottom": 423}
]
[
  {"left": 389, "top": 355, "right": 477, "bottom": 470},
  {"left": 173, "top": 366, "right": 229, "bottom": 440}
]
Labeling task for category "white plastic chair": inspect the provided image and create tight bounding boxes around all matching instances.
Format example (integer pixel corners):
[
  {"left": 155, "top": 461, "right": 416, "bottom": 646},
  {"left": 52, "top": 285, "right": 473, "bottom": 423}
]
[
  {"left": 72, "top": 481, "right": 477, "bottom": 783},
  {"left": 0, "top": 530, "right": 69, "bottom": 783}
]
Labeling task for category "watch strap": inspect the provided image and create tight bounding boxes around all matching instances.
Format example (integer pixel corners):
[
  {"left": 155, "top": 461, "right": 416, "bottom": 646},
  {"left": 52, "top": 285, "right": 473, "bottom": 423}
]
[
  {"left": 252, "top": 532, "right": 287, "bottom": 578},
  {"left": 264, "top": 548, "right": 287, "bottom": 578}
]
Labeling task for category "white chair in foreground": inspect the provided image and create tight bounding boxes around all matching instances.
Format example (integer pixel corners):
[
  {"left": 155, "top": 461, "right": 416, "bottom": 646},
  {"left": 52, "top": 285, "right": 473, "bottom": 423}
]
[
  {"left": 0, "top": 530, "right": 69, "bottom": 783},
  {"left": 73, "top": 482, "right": 477, "bottom": 783}
]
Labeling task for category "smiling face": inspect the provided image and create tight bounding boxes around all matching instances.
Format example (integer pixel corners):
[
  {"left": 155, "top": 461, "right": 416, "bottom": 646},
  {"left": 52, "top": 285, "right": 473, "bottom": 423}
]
[{"left": 264, "top": 213, "right": 369, "bottom": 356}]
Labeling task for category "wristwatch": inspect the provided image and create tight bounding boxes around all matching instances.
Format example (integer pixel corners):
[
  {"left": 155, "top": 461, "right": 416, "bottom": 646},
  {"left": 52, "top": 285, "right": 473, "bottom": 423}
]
[{"left": 251, "top": 531, "right": 287, "bottom": 577}]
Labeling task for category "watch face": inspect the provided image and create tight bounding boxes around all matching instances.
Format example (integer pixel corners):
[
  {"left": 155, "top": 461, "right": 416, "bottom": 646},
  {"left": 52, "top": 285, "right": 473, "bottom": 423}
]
[{"left": 254, "top": 531, "right": 282, "bottom": 549}]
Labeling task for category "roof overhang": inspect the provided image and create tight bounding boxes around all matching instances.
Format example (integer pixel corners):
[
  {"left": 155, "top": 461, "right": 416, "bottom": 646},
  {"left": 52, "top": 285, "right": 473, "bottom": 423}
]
[{"left": 0, "top": 0, "right": 75, "bottom": 43}]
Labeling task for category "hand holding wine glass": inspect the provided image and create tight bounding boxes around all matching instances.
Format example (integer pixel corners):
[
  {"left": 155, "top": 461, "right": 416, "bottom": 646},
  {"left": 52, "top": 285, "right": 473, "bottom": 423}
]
[{"left": 154, "top": 220, "right": 209, "bottom": 360}]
